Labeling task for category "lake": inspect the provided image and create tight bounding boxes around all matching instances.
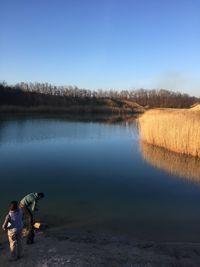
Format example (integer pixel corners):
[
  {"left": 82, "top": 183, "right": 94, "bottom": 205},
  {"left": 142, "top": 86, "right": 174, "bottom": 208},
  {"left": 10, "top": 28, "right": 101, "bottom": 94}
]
[{"left": 1, "top": 115, "right": 200, "bottom": 242}]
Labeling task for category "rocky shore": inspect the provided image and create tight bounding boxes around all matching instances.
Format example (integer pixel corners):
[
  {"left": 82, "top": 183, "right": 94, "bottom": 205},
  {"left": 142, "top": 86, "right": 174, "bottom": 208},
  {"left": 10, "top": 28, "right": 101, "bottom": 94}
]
[{"left": 1, "top": 226, "right": 200, "bottom": 267}]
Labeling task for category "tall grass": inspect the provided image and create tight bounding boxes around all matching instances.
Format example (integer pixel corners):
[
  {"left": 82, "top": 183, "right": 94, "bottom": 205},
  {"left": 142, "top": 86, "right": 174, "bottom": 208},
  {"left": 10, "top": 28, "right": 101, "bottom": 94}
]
[
  {"left": 139, "top": 108, "right": 200, "bottom": 157},
  {"left": 140, "top": 142, "right": 200, "bottom": 182}
]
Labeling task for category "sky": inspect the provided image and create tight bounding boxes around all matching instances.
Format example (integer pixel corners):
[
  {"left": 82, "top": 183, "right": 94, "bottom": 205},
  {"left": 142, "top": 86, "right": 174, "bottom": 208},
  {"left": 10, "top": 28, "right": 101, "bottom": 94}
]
[{"left": 0, "top": 0, "right": 200, "bottom": 96}]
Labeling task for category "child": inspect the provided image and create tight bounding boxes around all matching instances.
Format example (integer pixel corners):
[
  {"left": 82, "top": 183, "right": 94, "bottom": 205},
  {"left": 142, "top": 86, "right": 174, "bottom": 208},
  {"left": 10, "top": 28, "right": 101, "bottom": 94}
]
[{"left": 2, "top": 201, "right": 23, "bottom": 261}]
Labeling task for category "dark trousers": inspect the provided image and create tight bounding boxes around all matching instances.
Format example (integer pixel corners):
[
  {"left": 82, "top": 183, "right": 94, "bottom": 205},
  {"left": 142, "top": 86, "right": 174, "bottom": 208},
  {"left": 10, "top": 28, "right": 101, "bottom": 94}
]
[
  {"left": 19, "top": 203, "right": 35, "bottom": 244},
  {"left": 26, "top": 208, "right": 34, "bottom": 244}
]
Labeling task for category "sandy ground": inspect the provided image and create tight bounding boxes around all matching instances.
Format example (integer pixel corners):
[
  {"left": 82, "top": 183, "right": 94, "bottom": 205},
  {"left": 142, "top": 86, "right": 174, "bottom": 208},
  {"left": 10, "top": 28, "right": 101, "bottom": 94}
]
[{"left": 1, "top": 227, "right": 200, "bottom": 267}]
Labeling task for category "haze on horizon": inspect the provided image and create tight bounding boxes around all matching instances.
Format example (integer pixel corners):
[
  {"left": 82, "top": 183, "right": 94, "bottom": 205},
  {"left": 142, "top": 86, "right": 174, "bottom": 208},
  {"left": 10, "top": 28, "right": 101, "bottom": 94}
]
[{"left": 0, "top": 0, "right": 200, "bottom": 97}]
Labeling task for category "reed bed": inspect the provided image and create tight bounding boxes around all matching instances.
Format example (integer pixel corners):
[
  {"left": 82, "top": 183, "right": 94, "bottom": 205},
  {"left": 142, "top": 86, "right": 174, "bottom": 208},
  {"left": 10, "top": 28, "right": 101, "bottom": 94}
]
[
  {"left": 139, "top": 108, "right": 200, "bottom": 157},
  {"left": 140, "top": 142, "right": 200, "bottom": 183}
]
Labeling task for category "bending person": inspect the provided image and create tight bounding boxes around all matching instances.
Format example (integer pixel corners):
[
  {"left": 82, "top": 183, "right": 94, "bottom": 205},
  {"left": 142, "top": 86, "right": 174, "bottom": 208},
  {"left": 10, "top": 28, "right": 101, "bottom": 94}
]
[{"left": 19, "top": 192, "right": 44, "bottom": 244}]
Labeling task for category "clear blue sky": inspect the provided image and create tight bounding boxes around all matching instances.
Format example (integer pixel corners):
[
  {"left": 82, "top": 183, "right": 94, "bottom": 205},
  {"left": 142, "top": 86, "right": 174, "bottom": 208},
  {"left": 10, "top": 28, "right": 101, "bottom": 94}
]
[{"left": 0, "top": 0, "right": 200, "bottom": 96}]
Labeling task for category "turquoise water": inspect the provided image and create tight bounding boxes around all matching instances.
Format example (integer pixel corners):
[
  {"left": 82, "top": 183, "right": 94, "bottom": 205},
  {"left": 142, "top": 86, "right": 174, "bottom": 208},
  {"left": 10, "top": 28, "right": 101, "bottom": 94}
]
[{"left": 1, "top": 115, "right": 200, "bottom": 242}]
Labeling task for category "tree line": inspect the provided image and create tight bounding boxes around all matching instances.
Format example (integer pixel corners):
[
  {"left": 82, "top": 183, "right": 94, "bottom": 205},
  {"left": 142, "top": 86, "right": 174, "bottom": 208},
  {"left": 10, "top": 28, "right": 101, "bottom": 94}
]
[{"left": 0, "top": 82, "right": 198, "bottom": 108}]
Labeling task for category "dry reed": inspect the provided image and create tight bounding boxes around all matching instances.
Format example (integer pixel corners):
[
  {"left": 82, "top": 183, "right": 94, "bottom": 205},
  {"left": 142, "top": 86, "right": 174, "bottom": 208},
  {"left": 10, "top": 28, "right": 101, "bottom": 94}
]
[
  {"left": 139, "top": 108, "right": 200, "bottom": 157},
  {"left": 190, "top": 103, "right": 200, "bottom": 110}
]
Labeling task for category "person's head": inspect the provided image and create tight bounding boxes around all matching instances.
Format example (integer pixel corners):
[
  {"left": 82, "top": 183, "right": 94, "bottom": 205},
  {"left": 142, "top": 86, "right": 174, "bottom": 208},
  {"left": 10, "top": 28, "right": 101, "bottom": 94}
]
[
  {"left": 37, "top": 192, "right": 45, "bottom": 200},
  {"left": 9, "top": 201, "right": 18, "bottom": 211}
]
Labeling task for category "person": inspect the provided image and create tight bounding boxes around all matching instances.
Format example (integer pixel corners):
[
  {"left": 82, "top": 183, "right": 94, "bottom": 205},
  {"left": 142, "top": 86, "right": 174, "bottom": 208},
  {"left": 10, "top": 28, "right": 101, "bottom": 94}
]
[
  {"left": 2, "top": 201, "right": 23, "bottom": 261},
  {"left": 19, "top": 192, "right": 45, "bottom": 244}
]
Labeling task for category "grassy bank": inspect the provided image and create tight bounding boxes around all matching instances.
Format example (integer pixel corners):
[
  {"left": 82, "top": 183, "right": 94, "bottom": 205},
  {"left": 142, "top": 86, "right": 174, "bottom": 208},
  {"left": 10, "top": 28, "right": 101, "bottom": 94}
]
[
  {"left": 139, "top": 107, "right": 200, "bottom": 157},
  {"left": 0, "top": 99, "right": 144, "bottom": 115}
]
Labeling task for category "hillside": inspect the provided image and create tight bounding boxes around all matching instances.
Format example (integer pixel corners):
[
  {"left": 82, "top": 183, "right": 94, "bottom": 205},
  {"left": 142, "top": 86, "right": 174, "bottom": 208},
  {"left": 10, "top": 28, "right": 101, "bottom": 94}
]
[
  {"left": 190, "top": 103, "right": 200, "bottom": 111},
  {"left": 96, "top": 98, "right": 144, "bottom": 113},
  {"left": 0, "top": 97, "right": 144, "bottom": 114}
]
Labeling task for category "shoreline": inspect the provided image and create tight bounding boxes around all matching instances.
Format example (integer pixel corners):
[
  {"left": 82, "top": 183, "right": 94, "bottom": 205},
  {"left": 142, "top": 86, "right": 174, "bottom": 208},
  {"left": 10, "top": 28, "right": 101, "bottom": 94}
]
[
  {"left": 1, "top": 226, "right": 200, "bottom": 266},
  {"left": 0, "top": 102, "right": 145, "bottom": 115}
]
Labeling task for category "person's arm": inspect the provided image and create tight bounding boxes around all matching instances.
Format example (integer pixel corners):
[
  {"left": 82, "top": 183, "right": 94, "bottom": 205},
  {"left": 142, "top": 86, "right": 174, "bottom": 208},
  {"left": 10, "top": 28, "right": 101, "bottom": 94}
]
[
  {"left": 34, "top": 201, "right": 39, "bottom": 211},
  {"left": 2, "top": 215, "right": 10, "bottom": 231},
  {"left": 31, "top": 196, "right": 39, "bottom": 212}
]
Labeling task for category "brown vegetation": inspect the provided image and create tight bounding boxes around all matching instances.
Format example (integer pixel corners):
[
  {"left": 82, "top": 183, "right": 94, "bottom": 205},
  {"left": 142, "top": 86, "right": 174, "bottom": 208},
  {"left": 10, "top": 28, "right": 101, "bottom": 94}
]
[
  {"left": 0, "top": 82, "right": 198, "bottom": 109},
  {"left": 190, "top": 103, "right": 200, "bottom": 111},
  {"left": 139, "top": 108, "right": 200, "bottom": 157},
  {"left": 0, "top": 99, "right": 144, "bottom": 115},
  {"left": 140, "top": 142, "right": 200, "bottom": 182},
  {"left": 0, "top": 83, "right": 146, "bottom": 114}
]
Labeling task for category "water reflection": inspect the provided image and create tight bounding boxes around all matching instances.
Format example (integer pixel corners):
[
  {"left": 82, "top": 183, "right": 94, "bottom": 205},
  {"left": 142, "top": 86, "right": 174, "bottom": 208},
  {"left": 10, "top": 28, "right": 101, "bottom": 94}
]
[
  {"left": 2, "top": 115, "right": 200, "bottom": 241},
  {"left": 140, "top": 142, "right": 200, "bottom": 182},
  {"left": 0, "top": 115, "right": 137, "bottom": 145},
  {"left": 0, "top": 114, "right": 137, "bottom": 124}
]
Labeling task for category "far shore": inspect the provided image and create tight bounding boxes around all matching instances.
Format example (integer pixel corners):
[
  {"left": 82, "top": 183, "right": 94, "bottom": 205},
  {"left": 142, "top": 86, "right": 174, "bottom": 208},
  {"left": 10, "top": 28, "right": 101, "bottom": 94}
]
[
  {"left": 0, "top": 104, "right": 144, "bottom": 115},
  {"left": 1, "top": 226, "right": 200, "bottom": 267}
]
